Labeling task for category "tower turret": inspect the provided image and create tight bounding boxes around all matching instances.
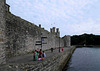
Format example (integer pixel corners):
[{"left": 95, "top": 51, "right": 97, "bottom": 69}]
[
  {"left": 52, "top": 27, "right": 55, "bottom": 34},
  {"left": 63, "top": 35, "right": 71, "bottom": 47},
  {"left": 56, "top": 28, "right": 60, "bottom": 37},
  {"left": 50, "top": 28, "right": 53, "bottom": 33}
]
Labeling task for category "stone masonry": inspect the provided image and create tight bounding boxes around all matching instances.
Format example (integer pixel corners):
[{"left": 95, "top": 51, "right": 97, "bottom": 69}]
[
  {"left": 0, "top": 0, "right": 6, "bottom": 64},
  {"left": 0, "top": 0, "right": 71, "bottom": 65},
  {"left": 63, "top": 35, "right": 71, "bottom": 47}
]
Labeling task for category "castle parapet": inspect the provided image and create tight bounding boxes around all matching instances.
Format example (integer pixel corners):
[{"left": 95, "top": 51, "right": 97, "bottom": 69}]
[
  {"left": 50, "top": 27, "right": 60, "bottom": 37},
  {"left": 5, "top": 4, "right": 10, "bottom": 12}
]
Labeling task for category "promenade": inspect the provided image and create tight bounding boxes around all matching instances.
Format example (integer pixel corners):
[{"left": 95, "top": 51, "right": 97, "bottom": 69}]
[
  {"left": 0, "top": 47, "right": 75, "bottom": 71},
  {"left": 8, "top": 47, "right": 71, "bottom": 64}
]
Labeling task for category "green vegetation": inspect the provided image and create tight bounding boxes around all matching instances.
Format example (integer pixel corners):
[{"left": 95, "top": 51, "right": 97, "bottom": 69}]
[{"left": 71, "top": 33, "right": 100, "bottom": 46}]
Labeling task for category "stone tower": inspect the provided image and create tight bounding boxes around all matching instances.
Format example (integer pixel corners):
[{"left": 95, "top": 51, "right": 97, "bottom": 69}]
[
  {"left": 50, "top": 27, "right": 60, "bottom": 37},
  {"left": 63, "top": 35, "right": 71, "bottom": 47},
  {"left": 0, "top": 0, "right": 6, "bottom": 64},
  {"left": 56, "top": 28, "right": 60, "bottom": 37},
  {"left": 52, "top": 27, "right": 55, "bottom": 34}
]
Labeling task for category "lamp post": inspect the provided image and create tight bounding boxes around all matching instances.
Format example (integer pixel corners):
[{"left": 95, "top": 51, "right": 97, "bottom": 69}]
[
  {"left": 41, "top": 32, "right": 42, "bottom": 50},
  {"left": 41, "top": 37, "right": 42, "bottom": 50},
  {"left": 59, "top": 37, "right": 60, "bottom": 52}
]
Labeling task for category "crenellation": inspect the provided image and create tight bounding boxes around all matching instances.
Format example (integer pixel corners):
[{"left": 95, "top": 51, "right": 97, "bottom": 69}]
[
  {"left": 56, "top": 28, "right": 59, "bottom": 32},
  {"left": 5, "top": 4, "right": 10, "bottom": 12},
  {"left": 56, "top": 28, "right": 60, "bottom": 37},
  {"left": 52, "top": 27, "right": 55, "bottom": 34},
  {"left": 39, "top": 24, "right": 41, "bottom": 28}
]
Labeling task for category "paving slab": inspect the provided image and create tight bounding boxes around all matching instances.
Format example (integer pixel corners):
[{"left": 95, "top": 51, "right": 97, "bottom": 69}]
[{"left": 8, "top": 47, "right": 71, "bottom": 64}]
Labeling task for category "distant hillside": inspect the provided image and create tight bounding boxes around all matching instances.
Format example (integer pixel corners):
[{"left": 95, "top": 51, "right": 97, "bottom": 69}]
[{"left": 71, "top": 33, "right": 100, "bottom": 45}]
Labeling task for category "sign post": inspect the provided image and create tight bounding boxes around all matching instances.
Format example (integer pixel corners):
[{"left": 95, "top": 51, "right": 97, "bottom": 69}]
[
  {"left": 59, "top": 37, "right": 60, "bottom": 52},
  {"left": 35, "top": 37, "right": 47, "bottom": 50}
]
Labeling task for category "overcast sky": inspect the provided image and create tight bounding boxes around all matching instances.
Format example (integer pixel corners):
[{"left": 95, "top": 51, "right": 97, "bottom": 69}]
[{"left": 7, "top": 0, "right": 100, "bottom": 37}]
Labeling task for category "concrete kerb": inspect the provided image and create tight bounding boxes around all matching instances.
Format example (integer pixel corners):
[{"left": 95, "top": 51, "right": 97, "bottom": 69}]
[{"left": 59, "top": 47, "right": 76, "bottom": 71}]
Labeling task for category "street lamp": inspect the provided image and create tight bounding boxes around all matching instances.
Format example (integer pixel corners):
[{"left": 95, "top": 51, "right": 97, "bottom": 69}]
[{"left": 59, "top": 37, "right": 60, "bottom": 52}]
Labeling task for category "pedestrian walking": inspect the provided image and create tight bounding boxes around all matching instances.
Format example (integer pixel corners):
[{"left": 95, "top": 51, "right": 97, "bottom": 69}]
[
  {"left": 62, "top": 48, "right": 63, "bottom": 52},
  {"left": 51, "top": 48, "right": 53, "bottom": 52}
]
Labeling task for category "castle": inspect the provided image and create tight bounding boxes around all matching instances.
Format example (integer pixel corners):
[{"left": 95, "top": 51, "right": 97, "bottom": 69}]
[{"left": 0, "top": 0, "right": 71, "bottom": 65}]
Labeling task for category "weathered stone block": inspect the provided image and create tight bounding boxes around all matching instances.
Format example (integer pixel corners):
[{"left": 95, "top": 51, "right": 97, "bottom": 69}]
[{"left": 0, "top": 38, "right": 3, "bottom": 42}]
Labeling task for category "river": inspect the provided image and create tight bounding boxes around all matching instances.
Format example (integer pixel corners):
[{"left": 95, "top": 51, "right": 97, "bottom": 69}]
[{"left": 63, "top": 47, "right": 100, "bottom": 71}]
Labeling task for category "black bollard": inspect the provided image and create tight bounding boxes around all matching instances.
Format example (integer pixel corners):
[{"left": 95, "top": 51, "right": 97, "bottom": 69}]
[{"left": 51, "top": 48, "right": 53, "bottom": 52}]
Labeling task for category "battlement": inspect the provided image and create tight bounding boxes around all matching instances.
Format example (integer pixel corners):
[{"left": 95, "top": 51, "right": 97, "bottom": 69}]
[
  {"left": 0, "top": 0, "right": 10, "bottom": 12},
  {"left": 5, "top": 3, "right": 10, "bottom": 12},
  {"left": 50, "top": 27, "right": 60, "bottom": 37}
]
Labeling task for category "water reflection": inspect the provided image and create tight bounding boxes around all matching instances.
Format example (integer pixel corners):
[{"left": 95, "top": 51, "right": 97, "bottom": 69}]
[{"left": 63, "top": 47, "right": 100, "bottom": 71}]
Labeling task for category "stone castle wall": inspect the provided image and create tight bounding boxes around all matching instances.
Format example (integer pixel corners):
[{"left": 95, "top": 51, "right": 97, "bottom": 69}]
[
  {"left": 5, "top": 12, "right": 38, "bottom": 57},
  {"left": 5, "top": 12, "right": 64, "bottom": 57},
  {"left": 0, "top": 0, "right": 6, "bottom": 64},
  {"left": 0, "top": 0, "right": 70, "bottom": 64},
  {"left": 63, "top": 35, "right": 71, "bottom": 47}
]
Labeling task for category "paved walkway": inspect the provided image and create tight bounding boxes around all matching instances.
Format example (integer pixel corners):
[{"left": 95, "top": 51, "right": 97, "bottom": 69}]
[{"left": 8, "top": 47, "right": 71, "bottom": 64}]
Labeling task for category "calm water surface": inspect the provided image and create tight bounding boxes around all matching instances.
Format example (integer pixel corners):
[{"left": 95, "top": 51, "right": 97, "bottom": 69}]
[{"left": 63, "top": 47, "right": 100, "bottom": 71}]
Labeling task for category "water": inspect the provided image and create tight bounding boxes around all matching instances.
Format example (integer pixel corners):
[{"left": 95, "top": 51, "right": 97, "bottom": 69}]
[{"left": 63, "top": 47, "right": 100, "bottom": 71}]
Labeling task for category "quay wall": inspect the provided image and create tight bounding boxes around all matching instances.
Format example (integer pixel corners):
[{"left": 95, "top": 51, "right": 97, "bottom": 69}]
[{"left": 0, "top": 47, "right": 76, "bottom": 71}]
